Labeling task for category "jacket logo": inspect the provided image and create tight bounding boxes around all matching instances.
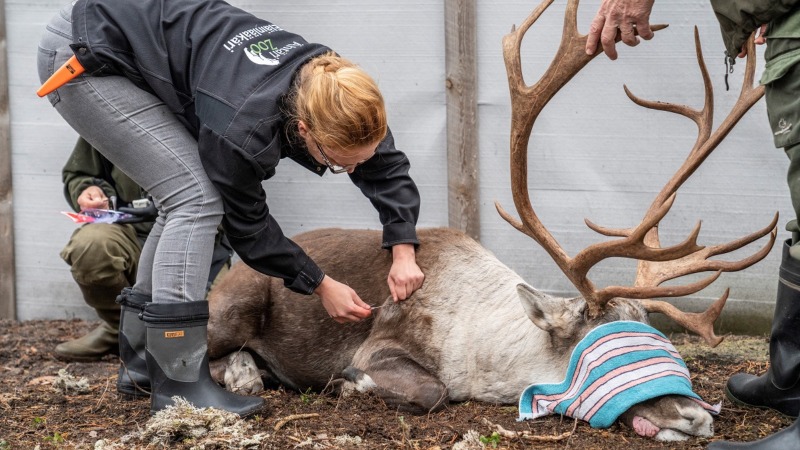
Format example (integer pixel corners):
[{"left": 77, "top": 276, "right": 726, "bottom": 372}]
[
  {"left": 245, "top": 48, "right": 280, "bottom": 66},
  {"left": 164, "top": 330, "right": 185, "bottom": 338},
  {"left": 242, "top": 39, "right": 304, "bottom": 67},
  {"left": 244, "top": 39, "right": 280, "bottom": 65},
  {"left": 775, "top": 118, "right": 793, "bottom": 136}
]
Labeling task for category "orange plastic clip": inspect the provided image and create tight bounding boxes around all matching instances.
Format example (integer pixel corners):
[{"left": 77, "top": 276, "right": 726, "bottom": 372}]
[{"left": 37, "top": 55, "right": 85, "bottom": 97}]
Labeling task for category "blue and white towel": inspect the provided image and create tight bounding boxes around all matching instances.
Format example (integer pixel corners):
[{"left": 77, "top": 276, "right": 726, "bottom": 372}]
[{"left": 518, "top": 321, "right": 720, "bottom": 428}]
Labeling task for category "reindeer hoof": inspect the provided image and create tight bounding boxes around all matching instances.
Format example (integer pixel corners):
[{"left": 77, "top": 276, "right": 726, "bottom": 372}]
[
  {"left": 223, "top": 351, "right": 265, "bottom": 395},
  {"left": 340, "top": 366, "right": 378, "bottom": 394},
  {"left": 655, "top": 429, "right": 691, "bottom": 442}
]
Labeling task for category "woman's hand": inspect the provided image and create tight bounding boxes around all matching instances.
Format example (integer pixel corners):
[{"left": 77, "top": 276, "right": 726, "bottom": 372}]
[
  {"left": 77, "top": 185, "right": 109, "bottom": 211},
  {"left": 387, "top": 243, "right": 424, "bottom": 301},
  {"left": 315, "top": 275, "right": 372, "bottom": 323}
]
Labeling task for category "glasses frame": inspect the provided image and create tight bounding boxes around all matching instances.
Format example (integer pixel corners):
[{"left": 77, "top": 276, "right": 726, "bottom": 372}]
[{"left": 315, "top": 142, "right": 350, "bottom": 174}]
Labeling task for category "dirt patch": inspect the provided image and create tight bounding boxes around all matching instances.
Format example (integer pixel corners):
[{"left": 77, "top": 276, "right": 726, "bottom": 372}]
[{"left": 0, "top": 319, "right": 792, "bottom": 449}]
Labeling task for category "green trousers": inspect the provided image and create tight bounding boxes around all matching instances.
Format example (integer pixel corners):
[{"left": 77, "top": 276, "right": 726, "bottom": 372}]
[
  {"left": 765, "top": 30, "right": 800, "bottom": 245},
  {"left": 778, "top": 63, "right": 800, "bottom": 233},
  {"left": 60, "top": 223, "right": 141, "bottom": 288},
  {"left": 61, "top": 222, "right": 230, "bottom": 296}
]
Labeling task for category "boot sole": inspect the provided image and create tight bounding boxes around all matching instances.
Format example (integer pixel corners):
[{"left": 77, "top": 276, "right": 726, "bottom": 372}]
[
  {"left": 238, "top": 402, "right": 267, "bottom": 419},
  {"left": 53, "top": 350, "right": 119, "bottom": 363},
  {"left": 117, "top": 382, "right": 151, "bottom": 398},
  {"left": 725, "top": 385, "right": 800, "bottom": 419}
]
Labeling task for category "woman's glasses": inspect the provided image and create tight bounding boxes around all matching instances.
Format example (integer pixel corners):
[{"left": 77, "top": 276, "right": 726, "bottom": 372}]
[
  {"left": 316, "top": 142, "right": 350, "bottom": 174},
  {"left": 316, "top": 142, "right": 373, "bottom": 174}
]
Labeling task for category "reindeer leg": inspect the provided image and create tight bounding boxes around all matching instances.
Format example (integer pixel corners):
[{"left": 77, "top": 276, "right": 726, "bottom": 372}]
[{"left": 344, "top": 348, "right": 448, "bottom": 415}]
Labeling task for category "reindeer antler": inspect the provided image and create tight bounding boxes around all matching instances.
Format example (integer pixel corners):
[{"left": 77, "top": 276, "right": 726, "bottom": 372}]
[{"left": 496, "top": 0, "right": 776, "bottom": 347}]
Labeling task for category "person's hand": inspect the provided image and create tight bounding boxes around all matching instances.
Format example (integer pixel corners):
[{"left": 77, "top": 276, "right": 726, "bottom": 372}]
[
  {"left": 315, "top": 275, "right": 372, "bottom": 323},
  {"left": 77, "top": 185, "right": 109, "bottom": 211},
  {"left": 387, "top": 243, "right": 424, "bottom": 301},
  {"left": 738, "top": 24, "right": 767, "bottom": 58},
  {"left": 586, "top": 0, "right": 655, "bottom": 60}
]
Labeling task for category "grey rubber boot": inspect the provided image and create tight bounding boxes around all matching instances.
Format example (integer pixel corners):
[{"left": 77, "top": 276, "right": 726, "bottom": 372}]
[
  {"left": 707, "top": 416, "right": 800, "bottom": 449},
  {"left": 725, "top": 239, "right": 800, "bottom": 418},
  {"left": 116, "top": 288, "right": 151, "bottom": 397},
  {"left": 54, "top": 274, "right": 128, "bottom": 361},
  {"left": 142, "top": 300, "right": 265, "bottom": 416}
]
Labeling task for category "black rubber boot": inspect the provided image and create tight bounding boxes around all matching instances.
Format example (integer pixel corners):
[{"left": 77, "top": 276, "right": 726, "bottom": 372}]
[
  {"left": 725, "top": 239, "right": 800, "bottom": 418},
  {"left": 116, "top": 288, "right": 151, "bottom": 397},
  {"left": 707, "top": 416, "right": 800, "bottom": 449},
  {"left": 142, "top": 300, "right": 265, "bottom": 416}
]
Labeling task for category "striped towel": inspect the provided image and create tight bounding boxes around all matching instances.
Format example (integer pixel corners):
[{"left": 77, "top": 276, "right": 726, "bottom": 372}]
[{"left": 518, "top": 321, "right": 720, "bottom": 428}]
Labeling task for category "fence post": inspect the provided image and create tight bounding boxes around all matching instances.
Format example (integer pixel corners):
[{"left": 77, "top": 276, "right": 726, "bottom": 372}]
[
  {"left": 0, "top": 0, "right": 16, "bottom": 320},
  {"left": 445, "top": 0, "right": 480, "bottom": 241}
]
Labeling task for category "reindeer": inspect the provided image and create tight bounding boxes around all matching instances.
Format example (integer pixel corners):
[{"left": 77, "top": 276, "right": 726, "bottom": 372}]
[{"left": 205, "top": 0, "right": 776, "bottom": 441}]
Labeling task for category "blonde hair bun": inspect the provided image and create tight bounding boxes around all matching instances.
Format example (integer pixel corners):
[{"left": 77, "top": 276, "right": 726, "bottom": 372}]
[{"left": 290, "top": 52, "right": 387, "bottom": 154}]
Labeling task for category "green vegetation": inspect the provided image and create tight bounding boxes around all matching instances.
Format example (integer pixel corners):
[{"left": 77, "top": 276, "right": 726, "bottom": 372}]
[
  {"left": 480, "top": 431, "right": 501, "bottom": 448},
  {"left": 300, "top": 387, "right": 314, "bottom": 404},
  {"left": 43, "top": 432, "right": 65, "bottom": 445}
]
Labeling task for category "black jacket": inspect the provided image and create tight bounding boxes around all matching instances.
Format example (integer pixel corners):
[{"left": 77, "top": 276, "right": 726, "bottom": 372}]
[{"left": 69, "top": 0, "right": 420, "bottom": 294}]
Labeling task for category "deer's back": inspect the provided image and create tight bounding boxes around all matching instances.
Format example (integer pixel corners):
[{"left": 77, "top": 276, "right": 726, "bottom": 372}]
[{"left": 208, "top": 227, "right": 496, "bottom": 390}]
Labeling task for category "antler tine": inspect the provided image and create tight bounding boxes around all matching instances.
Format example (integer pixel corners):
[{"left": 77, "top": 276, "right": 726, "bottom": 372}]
[
  {"left": 637, "top": 213, "right": 779, "bottom": 288},
  {"left": 640, "top": 290, "right": 730, "bottom": 347},
  {"left": 623, "top": 27, "right": 714, "bottom": 158},
  {"left": 600, "top": 270, "right": 723, "bottom": 305},
  {"left": 580, "top": 193, "right": 707, "bottom": 265},
  {"left": 706, "top": 212, "right": 780, "bottom": 258}
]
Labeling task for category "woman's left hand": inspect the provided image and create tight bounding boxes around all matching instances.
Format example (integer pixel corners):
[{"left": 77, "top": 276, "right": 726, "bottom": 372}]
[{"left": 387, "top": 243, "right": 424, "bottom": 301}]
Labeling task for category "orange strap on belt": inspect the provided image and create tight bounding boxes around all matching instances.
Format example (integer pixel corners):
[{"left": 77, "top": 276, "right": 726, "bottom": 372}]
[{"left": 37, "top": 55, "right": 85, "bottom": 97}]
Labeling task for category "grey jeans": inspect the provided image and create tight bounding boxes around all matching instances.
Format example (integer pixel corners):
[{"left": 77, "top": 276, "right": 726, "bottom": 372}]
[{"left": 38, "top": 2, "right": 224, "bottom": 304}]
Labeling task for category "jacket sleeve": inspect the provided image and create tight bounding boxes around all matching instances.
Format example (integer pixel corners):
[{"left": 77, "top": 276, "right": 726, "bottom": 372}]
[
  {"left": 711, "top": 0, "right": 800, "bottom": 58},
  {"left": 62, "top": 137, "right": 117, "bottom": 212},
  {"left": 348, "top": 128, "right": 420, "bottom": 248},
  {"left": 198, "top": 126, "right": 325, "bottom": 295}
]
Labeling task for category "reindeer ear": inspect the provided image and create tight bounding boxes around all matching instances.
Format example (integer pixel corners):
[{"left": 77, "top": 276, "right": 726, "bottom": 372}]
[{"left": 516, "top": 283, "right": 585, "bottom": 333}]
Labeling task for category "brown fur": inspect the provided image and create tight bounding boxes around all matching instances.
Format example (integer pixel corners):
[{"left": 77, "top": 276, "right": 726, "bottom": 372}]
[{"left": 208, "top": 228, "right": 395, "bottom": 391}]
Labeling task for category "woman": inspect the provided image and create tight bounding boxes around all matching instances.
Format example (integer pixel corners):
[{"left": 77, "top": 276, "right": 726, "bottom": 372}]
[{"left": 38, "top": 0, "right": 425, "bottom": 416}]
